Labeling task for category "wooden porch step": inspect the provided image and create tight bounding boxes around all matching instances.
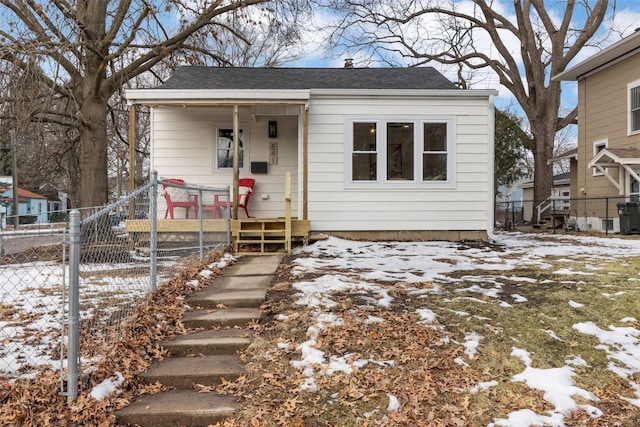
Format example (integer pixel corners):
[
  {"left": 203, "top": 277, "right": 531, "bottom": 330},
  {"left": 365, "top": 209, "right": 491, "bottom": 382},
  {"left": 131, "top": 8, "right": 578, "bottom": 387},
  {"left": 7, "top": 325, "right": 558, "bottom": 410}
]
[{"left": 232, "top": 218, "right": 291, "bottom": 254}]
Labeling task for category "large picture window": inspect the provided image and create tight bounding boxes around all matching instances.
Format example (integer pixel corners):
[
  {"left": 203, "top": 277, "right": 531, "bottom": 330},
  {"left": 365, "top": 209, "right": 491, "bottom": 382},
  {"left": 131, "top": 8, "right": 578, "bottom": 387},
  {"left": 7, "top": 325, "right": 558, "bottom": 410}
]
[
  {"left": 216, "top": 128, "right": 244, "bottom": 169},
  {"left": 387, "top": 123, "right": 414, "bottom": 180},
  {"left": 629, "top": 80, "right": 640, "bottom": 135},
  {"left": 350, "top": 119, "right": 450, "bottom": 184}
]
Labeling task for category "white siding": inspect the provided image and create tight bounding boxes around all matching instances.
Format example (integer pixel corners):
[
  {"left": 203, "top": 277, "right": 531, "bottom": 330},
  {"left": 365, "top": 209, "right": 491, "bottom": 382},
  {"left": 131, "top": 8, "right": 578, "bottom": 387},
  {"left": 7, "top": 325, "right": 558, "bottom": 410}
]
[
  {"left": 148, "top": 93, "right": 493, "bottom": 233},
  {"left": 151, "top": 106, "right": 300, "bottom": 218},
  {"left": 306, "top": 96, "right": 492, "bottom": 232}
]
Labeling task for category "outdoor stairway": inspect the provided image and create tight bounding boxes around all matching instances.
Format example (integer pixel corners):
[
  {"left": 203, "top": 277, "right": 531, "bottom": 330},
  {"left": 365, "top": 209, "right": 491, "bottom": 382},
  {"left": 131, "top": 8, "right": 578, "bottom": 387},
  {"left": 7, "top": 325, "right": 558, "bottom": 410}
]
[{"left": 116, "top": 255, "right": 284, "bottom": 427}]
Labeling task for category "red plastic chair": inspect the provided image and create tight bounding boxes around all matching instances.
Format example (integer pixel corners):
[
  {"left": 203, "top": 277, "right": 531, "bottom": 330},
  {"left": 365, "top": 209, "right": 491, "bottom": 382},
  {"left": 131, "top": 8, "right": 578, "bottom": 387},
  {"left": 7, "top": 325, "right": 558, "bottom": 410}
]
[
  {"left": 162, "top": 178, "right": 198, "bottom": 219},
  {"left": 205, "top": 178, "right": 255, "bottom": 218}
]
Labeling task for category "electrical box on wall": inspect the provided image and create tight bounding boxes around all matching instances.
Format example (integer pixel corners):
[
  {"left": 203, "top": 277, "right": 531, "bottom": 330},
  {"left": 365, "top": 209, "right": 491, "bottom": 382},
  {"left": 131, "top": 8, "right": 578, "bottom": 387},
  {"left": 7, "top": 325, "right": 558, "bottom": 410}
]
[{"left": 251, "top": 161, "right": 268, "bottom": 174}]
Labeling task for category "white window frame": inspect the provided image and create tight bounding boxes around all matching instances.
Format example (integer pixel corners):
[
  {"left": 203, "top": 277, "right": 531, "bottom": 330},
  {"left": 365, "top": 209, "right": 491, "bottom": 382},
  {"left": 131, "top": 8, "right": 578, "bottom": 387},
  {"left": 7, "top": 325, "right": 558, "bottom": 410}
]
[
  {"left": 592, "top": 138, "right": 607, "bottom": 176},
  {"left": 214, "top": 125, "right": 248, "bottom": 171},
  {"left": 350, "top": 121, "right": 380, "bottom": 182},
  {"left": 421, "top": 120, "right": 451, "bottom": 182},
  {"left": 628, "top": 79, "right": 640, "bottom": 135},
  {"left": 347, "top": 117, "right": 454, "bottom": 186}
]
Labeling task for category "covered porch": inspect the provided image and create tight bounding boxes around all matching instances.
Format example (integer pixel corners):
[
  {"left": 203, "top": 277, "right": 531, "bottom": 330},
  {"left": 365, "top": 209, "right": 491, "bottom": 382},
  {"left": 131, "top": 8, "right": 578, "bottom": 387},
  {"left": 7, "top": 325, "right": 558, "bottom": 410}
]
[
  {"left": 125, "top": 93, "right": 310, "bottom": 224},
  {"left": 125, "top": 173, "right": 310, "bottom": 254},
  {"left": 588, "top": 148, "right": 640, "bottom": 199},
  {"left": 125, "top": 82, "right": 313, "bottom": 253}
]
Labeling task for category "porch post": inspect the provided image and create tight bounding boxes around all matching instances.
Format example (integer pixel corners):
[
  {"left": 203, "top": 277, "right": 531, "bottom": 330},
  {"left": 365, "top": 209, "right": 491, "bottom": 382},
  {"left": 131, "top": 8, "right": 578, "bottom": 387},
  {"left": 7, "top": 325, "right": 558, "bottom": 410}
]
[
  {"left": 232, "top": 104, "right": 239, "bottom": 219},
  {"left": 128, "top": 105, "right": 136, "bottom": 219},
  {"left": 128, "top": 105, "right": 136, "bottom": 194},
  {"left": 302, "top": 104, "right": 309, "bottom": 220}
]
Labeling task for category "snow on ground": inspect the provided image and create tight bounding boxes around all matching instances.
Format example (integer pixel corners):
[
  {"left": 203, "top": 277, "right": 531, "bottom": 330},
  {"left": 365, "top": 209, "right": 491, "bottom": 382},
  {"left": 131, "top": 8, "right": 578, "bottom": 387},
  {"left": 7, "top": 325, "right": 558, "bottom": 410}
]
[
  {"left": 0, "top": 251, "right": 236, "bottom": 379},
  {"left": 286, "top": 232, "right": 640, "bottom": 426}
]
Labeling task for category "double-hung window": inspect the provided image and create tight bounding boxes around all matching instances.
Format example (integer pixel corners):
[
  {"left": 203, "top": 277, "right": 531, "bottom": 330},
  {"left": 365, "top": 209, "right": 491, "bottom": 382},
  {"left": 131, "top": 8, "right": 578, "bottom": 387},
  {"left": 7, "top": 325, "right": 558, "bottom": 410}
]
[
  {"left": 352, "top": 122, "right": 378, "bottom": 181},
  {"left": 350, "top": 119, "right": 451, "bottom": 184},
  {"left": 630, "top": 80, "right": 640, "bottom": 135},
  {"left": 422, "top": 122, "right": 448, "bottom": 181}
]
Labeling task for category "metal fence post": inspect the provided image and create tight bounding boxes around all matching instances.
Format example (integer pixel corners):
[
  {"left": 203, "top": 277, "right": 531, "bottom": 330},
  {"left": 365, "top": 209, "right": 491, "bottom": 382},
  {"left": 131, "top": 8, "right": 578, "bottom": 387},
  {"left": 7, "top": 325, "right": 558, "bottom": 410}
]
[
  {"left": 150, "top": 171, "right": 158, "bottom": 293},
  {"left": 198, "top": 188, "right": 204, "bottom": 260},
  {"left": 225, "top": 185, "right": 231, "bottom": 245},
  {"left": 605, "top": 197, "right": 609, "bottom": 235},
  {"left": 67, "top": 209, "right": 80, "bottom": 402}
]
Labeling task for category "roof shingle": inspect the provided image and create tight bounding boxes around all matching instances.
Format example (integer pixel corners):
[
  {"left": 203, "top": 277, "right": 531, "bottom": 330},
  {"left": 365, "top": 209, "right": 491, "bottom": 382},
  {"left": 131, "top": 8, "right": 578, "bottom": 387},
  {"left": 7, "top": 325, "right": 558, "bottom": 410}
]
[{"left": 156, "top": 66, "right": 458, "bottom": 91}]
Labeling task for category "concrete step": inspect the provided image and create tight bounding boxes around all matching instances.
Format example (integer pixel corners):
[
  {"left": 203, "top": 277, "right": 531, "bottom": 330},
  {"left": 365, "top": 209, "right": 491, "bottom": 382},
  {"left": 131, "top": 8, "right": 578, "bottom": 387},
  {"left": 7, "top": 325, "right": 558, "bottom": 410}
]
[
  {"left": 187, "top": 287, "right": 267, "bottom": 308},
  {"left": 140, "top": 355, "right": 244, "bottom": 389},
  {"left": 214, "top": 273, "right": 274, "bottom": 290},
  {"left": 162, "top": 329, "right": 253, "bottom": 356},
  {"left": 182, "top": 307, "right": 262, "bottom": 329},
  {"left": 116, "top": 389, "right": 238, "bottom": 427},
  {"left": 224, "top": 255, "right": 284, "bottom": 276}
]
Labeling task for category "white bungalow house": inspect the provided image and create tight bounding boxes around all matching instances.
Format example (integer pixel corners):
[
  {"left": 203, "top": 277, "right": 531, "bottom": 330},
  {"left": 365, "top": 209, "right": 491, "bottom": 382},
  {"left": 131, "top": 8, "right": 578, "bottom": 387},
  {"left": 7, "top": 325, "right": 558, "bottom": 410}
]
[{"left": 125, "top": 66, "right": 498, "bottom": 241}]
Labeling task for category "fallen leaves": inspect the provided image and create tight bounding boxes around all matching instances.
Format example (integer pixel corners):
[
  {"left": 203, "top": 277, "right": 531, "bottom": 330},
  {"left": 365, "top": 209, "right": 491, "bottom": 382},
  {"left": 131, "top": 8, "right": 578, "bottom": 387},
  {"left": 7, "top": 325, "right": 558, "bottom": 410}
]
[{"left": 0, "top": 250, "right": 231, "bottom": 427}]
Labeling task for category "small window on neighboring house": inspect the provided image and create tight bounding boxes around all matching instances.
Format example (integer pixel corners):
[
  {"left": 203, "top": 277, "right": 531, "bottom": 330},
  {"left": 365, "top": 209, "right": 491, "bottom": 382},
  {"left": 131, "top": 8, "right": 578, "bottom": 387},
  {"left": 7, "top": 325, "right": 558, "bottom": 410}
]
[
  {"left": 216, "top": 128, "right": 244, "bottom": 169},
  {"left": 630, "top": 81, "right": 640, "bottom": 134},
  {"left": 631, "top": 175, "right": 639, "bottom": 202},
  {"left": 592, "top": 139, "right": 607, "bottom": 176}
]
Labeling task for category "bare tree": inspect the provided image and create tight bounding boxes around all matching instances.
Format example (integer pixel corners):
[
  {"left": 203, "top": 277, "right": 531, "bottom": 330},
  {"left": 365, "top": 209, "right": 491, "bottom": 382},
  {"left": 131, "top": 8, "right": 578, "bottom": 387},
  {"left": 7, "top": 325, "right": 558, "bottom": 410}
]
[
  {"left": 0, "top": 0, "right": 304, "bottom": 208},
  {"left": 321, "top": 0, "right": 612, "bottom": 220}
]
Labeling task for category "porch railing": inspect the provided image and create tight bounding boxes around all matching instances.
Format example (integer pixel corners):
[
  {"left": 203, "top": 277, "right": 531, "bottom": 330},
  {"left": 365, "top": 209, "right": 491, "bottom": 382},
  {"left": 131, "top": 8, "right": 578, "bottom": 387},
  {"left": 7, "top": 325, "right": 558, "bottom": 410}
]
[{"left": 536, "top": 195, "right": 571, "bottom": 224}]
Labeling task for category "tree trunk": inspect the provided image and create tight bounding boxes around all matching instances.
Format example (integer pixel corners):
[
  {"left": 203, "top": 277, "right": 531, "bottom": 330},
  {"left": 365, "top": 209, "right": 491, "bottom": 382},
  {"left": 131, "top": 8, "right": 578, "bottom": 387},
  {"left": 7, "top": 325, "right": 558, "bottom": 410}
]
[
  {"left": 78, "top": 98, "right": 109, "bottom": 208},
  {"left": 76, "top": 0, "right": 110, "bottom": 209},
  {"left": 531, "top": 134, "right": 553, "bottom": 223}
]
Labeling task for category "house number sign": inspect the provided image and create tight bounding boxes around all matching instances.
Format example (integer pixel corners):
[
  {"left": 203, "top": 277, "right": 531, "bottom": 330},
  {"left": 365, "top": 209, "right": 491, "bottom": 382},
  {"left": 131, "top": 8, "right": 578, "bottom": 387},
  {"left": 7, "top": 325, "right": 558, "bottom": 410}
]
[{"left": 269, "top": 141, "right": 278, "bottom": 165}]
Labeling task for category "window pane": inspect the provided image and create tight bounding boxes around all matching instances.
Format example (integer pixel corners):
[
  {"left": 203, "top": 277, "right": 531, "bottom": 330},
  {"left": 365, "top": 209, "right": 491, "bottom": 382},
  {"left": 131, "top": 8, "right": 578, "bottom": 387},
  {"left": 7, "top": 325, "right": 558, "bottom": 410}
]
[
  {"left": 631, "top": 86, "right": 640, "bottom": 109},
  {"left": 387, "top": 123, "right": 414, "bottom": 180},
  {"left": 352, "top": 153, "right": 377, "bottom": 180},
  {"left": 353, "top": 123, "right": 377, "bottom": 151},
  {"left": 633, "top": 110, "right": 640, "bottom": 132},
  {"left": 423, "top": 153, "right": 447, "bottom": 181},
  {"left": 423, "top": 123, "right": 447, "bottom": 151},
  {"left": 217, "top": 129, "right": 243, "bottom": 168}
]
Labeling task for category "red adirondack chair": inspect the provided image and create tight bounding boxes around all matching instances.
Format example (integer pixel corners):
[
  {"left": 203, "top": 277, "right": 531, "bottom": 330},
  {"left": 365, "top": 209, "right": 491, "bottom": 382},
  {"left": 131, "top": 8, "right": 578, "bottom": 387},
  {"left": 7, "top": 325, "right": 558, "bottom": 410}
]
[{"left": 161, "top": 178, "right": 198, "bottom": 219}]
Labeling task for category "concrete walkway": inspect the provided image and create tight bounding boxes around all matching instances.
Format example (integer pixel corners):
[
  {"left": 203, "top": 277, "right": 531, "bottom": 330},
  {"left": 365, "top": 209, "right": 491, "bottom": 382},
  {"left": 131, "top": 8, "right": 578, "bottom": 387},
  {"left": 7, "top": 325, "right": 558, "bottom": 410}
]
[{"left": 116, "top": 255, "right": 284, "bottom": 427}]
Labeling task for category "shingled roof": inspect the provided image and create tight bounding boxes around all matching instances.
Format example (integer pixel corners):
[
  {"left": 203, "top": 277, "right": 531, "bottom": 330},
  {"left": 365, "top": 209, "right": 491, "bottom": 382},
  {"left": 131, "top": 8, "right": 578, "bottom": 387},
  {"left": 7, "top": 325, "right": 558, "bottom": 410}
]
[{"left": 156, "top": 66, "right": 459, "bottom": 91}]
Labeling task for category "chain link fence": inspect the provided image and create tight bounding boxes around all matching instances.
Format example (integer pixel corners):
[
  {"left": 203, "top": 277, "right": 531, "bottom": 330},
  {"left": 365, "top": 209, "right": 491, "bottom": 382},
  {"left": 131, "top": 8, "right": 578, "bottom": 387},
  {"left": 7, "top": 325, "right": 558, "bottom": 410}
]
[
  {"left": 496, "top": 195, "right": 638, "bottom": 235},
  {"left": 0, "top": 224, "right": 68, "bottom": 379},
  {"left": 0, "top": 173, "right": 230, "bottom": 401}
]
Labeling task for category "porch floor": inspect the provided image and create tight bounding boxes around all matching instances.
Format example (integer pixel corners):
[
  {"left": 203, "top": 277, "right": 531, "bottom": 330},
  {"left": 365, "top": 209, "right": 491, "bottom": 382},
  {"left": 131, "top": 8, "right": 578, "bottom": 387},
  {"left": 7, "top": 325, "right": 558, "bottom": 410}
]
[{"left": 125, "top": 218, "right": 310, "bottom": 254}]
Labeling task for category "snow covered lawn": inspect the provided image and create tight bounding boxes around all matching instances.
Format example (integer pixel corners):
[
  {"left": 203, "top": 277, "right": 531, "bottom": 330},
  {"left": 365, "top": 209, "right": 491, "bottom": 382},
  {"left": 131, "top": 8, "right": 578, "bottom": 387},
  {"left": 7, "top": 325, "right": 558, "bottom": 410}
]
[
  {"left": 0, "top": 256, "right": 177, "bottom": 379},
  {"left": 217, "top": 232, "right": 640, "bottom": 426}
]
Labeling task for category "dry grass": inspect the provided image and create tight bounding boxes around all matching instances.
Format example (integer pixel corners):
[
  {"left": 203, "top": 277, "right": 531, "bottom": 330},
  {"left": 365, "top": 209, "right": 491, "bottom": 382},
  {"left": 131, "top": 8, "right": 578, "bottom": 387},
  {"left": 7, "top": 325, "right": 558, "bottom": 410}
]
[{"left": 212, "top": 238, "right": 640, "bottom": 426}]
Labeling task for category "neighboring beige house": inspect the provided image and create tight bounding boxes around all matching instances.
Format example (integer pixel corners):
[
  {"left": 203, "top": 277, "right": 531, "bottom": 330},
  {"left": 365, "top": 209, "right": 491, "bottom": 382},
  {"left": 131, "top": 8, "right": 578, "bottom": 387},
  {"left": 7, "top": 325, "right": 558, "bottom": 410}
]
[
  {"left": 126, "top": 66, "right": 498, "bottom": 241},
  {"left": 554, "top": 30, "right": 640, "bottom": 233}
]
